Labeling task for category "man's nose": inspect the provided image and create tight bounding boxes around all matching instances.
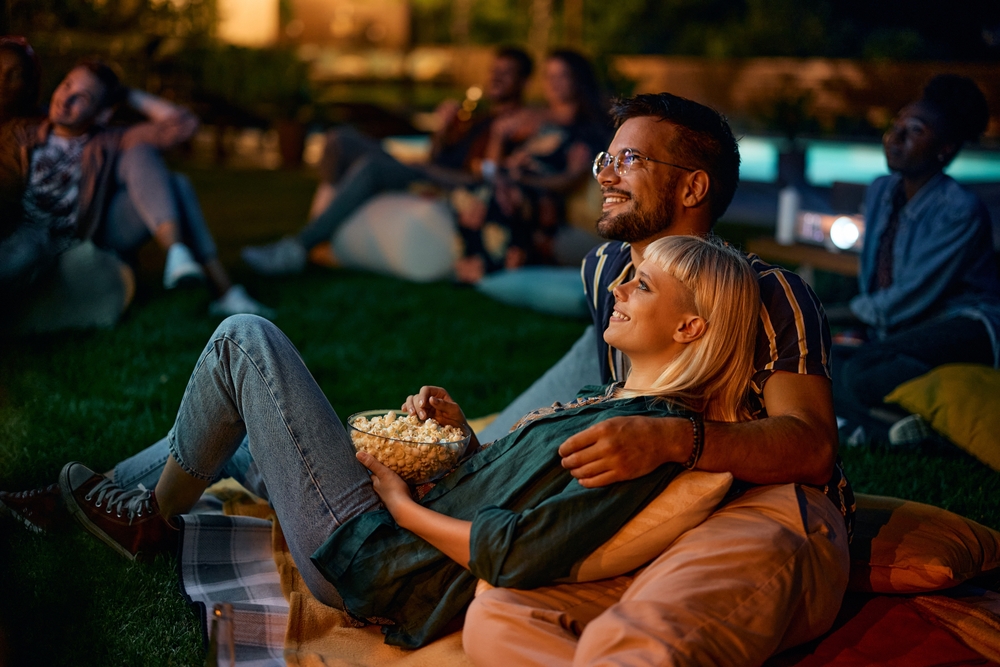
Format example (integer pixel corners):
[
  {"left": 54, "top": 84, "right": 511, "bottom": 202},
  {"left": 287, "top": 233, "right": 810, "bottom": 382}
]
[{"left": 597, "top": 161, "right": 619, "bottom": 185}]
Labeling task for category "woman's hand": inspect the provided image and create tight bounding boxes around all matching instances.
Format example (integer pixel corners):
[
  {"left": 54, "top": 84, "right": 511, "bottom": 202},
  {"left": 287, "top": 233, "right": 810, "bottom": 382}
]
[
  {"left": 357, "top": 450, "right": 414, "bottom": 516},
  {"left": 403, "top": 386, "right": 481, "bottom": 456},
  {"left": 403, "top": 386, "right": 468, "bottom": 427}
]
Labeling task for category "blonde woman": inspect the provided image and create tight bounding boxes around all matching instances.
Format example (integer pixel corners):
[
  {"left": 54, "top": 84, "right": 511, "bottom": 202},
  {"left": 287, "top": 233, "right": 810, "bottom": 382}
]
[{"left": 8, "top": 236, "right": 758, "bottom": 649}]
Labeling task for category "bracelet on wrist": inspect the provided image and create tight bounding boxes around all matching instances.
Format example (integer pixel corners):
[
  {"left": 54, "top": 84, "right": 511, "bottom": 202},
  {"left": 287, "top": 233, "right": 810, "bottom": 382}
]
[{"left": 683, "top": 414, "right": 704, "bottom": 470}]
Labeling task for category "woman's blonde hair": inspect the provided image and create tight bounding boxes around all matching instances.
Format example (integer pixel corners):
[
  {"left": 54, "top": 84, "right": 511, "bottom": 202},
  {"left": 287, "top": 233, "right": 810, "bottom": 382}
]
[{"left": 617, "top": 235, "right": 760, "bottom": 422}]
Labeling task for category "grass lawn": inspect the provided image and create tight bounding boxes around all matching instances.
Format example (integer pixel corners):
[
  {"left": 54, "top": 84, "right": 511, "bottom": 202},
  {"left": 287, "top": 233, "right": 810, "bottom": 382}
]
[{"left": 2, "top": 165, "right": 998, "bottom": 666}]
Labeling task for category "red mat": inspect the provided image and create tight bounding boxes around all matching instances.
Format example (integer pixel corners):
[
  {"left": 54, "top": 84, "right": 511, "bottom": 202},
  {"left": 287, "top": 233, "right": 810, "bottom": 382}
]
[{"left": 767, "top": 594, "right": 999, "bottom": 667}]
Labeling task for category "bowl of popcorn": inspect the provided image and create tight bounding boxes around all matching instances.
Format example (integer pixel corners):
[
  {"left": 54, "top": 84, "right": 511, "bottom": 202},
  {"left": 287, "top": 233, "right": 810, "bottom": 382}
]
[{"left": 347, "top": 410, "right": 472, "bottom": 485}]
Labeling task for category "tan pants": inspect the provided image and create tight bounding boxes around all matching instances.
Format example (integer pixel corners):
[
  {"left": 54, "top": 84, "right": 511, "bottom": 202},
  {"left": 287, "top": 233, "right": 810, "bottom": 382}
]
[{"left": 463, "top": 484, "right": 850, "bottom": 667}]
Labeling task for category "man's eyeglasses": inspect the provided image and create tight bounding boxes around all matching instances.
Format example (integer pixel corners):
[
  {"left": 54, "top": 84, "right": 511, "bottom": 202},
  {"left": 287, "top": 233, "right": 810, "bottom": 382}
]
[{"left": 592, "top": 149, "right": 696, "bottom": 179}]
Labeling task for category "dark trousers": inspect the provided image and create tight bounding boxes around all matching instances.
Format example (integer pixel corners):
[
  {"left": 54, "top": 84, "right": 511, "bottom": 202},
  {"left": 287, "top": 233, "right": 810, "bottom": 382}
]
[{"left": 832, "top": 315, "right": 994, "bottom": 441}]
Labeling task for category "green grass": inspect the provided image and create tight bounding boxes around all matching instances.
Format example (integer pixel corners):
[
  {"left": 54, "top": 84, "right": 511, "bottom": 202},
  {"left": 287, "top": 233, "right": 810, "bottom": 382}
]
[{"left": 1, "top": 166, "right": 998, "bottom": 665}]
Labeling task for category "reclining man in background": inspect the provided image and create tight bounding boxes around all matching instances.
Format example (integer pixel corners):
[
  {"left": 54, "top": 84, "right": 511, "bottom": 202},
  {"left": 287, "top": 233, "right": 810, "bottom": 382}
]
[
  {"left": 464, "top": 93, "right": 854, "bottom": 666},
  {"left": 240, "top": 47, "right": 534, "bottom": 276},
  {"left": 0, "top": 59, "right": 271, "bottom": 319}
]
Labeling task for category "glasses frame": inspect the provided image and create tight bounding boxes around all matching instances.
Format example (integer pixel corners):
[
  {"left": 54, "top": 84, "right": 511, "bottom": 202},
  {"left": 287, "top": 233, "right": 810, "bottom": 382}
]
[{"left": 593, "top": 149, "right": 697, "bottom": 179}]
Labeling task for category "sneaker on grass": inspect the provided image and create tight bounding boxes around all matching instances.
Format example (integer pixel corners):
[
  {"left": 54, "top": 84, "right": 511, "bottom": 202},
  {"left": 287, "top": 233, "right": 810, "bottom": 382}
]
[
  {"left": 888, "top": 414, "right": 935, "bottom": 447},
  {"left": 163, "top": 242, "right": 205, "bottom": 289},
  {"left": 241, "top": 237, "right": 307, "bottom": 276},
  {"left": 0, "top": 483, "right": 66, "bottom": 534},
  {"left": 209, "top": 285, "right": 275, "bottom": 318},
  {"left": 59, "top": 462, "right": 178, "bottom": 562}
]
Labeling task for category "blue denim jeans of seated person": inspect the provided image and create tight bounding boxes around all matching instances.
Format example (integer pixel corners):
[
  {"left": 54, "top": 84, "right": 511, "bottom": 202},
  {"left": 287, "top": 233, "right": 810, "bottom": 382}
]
[
  {"left": 118, "top": 314, "right": 380, "bottom": 605},
  {"left": 115, "top": 323, "right": 602, "bottom": 489},
  {"left": 298, "top": 128, "right": 426, "bottom": 249},
  {"left": 94, "top": 144, "right": 218, "bottom": 262}
]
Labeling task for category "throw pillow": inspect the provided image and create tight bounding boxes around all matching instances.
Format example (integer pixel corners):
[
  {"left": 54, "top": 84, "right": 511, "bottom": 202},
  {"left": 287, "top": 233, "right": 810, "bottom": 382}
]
[
  {"left": 848, "top": 493, "right": 1000, "bottom": 593},
  {"left": 560, "top": 470, "right": 733, "bottom": 583},
  {"left": 476, "top": 267, "right": 589, "bottom": 319},
  {"left": 885, "top": 363, "right": 1000, "bottom": 472}
]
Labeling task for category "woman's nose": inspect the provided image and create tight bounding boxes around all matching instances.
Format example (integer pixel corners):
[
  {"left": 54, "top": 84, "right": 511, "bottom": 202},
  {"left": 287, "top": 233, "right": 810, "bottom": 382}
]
[{"left": 612, "top": 281, "right": 629, "bottom": 301}]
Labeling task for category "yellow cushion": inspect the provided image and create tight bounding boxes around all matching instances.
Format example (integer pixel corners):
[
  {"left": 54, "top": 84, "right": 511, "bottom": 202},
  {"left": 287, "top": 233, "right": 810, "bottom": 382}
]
[
  {"left": 848, "top": 493, "right": 1000, "bottom": 593},
  {"left": 559, "top": 470, "right": 733, "bottom": 583},
  {"left": 885, "top": 363, "right": 1000, "bottom": 472}
]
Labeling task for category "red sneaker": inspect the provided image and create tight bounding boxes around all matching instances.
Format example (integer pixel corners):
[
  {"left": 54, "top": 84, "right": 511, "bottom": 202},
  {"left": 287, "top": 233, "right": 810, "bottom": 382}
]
[
  {"left": 0, "top": 483, "right": 66, "bottom": 533},
  {"left": 59, "top": 462, "right": 179, "bottom": 562}
]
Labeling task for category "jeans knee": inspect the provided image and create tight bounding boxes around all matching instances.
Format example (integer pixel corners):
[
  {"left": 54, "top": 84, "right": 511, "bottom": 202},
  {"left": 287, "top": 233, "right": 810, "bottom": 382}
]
[
  {"left": 119, "top": 143, "right": 161, "bottom": 172},
  {"left": 214, "top": 313, "right": 274, "bottom": 341}
]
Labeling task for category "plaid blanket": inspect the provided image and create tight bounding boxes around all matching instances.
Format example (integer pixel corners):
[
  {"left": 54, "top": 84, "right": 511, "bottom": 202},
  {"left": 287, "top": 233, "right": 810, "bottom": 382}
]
[{"left": 178, "top": 495, "right": 287, "bottom": 667}]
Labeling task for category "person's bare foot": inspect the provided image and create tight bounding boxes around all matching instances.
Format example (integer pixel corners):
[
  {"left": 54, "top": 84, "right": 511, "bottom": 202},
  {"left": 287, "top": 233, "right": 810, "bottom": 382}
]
[
  {"left": 308, "top": 241, "right": 341, "bottom": 269},
  {"left": 504, "top": 246, "right": 527, "bottom": 270},
  {"left": 454, "top": 256, "right": 486, "bottom": 284}
]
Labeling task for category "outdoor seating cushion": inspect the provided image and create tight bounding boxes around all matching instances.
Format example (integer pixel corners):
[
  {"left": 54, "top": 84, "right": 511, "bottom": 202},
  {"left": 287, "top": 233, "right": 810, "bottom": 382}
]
[
  {"left": 885, "top": 363, "right": 1000, "bottom": 472},
  {"left": 333, "top": 192, "right": 459, "bottom": 283},
  {"left": 12, "top": 241, "right": 135, "bottom": 334},
  {"left": 848, "top": 493, "right": 1000, "bottom": 593},
  {"left": 558, "top": 470, "right": 733, "bottom": 583},
  {"left": 475, "top": 267, "right": 589, "bottom": 319}
]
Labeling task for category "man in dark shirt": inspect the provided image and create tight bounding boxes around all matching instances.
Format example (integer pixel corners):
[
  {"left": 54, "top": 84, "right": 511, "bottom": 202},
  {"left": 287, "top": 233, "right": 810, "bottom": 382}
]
[
  {"left": 240, "top": 47, "right": 535, "bottom": 276},
  {"left": 464, "top": 93, "right": 853, "bottom": 667}
]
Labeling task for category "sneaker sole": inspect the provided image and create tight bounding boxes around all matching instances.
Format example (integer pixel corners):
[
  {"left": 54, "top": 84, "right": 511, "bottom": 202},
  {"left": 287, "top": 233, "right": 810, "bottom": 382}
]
[
  {"left": 0, "top": 498, "right": 45, "bottom": 534},
  {"left": 59, "top": 466, "right": 138, "bottom": 561}
]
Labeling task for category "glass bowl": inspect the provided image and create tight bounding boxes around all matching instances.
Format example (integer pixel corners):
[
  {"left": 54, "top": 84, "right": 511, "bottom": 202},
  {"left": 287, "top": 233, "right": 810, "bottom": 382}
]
[{"left": 346, "top": 409, "right": 472, "bottom": 485}]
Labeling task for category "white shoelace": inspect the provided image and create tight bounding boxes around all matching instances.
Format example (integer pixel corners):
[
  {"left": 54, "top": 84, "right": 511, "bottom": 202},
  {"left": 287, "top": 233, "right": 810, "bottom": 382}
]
[{"left": 84, "top": 479, "right": 154, "bottom": 524}]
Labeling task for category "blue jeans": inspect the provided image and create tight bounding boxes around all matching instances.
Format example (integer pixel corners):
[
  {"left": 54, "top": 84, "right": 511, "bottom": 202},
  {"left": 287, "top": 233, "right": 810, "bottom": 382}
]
[
  {"left": 95, "top": 144, "right": 218, "bottom": 262},
  {"left": 119, "top": 315, "right": 380, "bottom": 604},
  {"left": 298, "top": 127, "right": 424, "bottom": 249},
  {"left": 116, "top": 325, "right": 601, "bottom": 486},
  {"left": 113, "top": 322, "right": 599, "bottom": 596}
]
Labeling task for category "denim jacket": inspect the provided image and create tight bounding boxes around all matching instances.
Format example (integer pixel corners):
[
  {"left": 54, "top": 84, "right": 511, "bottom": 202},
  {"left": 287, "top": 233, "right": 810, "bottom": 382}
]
[{"left": 851, "top": 173, "right": 1000, "bottom": 366}]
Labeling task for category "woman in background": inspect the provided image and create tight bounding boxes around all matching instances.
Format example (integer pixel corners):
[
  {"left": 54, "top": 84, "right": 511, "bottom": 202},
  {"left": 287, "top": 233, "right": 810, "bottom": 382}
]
[
  {"left": 833, "top": 74, "right": 1000, "bottom": 445},
  {"left": 454, "top": 49, "right": 610, "bottom": 282}
]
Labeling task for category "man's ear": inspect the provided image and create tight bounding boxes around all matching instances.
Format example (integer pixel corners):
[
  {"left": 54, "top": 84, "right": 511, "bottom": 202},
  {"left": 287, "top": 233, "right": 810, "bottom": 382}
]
[
  {"left": 673, "top": 314, "right": 707, "bottom": 344},
  {"left": 680, "top": 171, "right": 711, "bottom": 209}
]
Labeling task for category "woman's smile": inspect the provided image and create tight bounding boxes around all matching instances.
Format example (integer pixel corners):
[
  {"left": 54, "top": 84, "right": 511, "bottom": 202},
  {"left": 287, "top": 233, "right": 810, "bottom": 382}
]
[{"left": 609, "top": 307, "right": 631, "bottom": 322}]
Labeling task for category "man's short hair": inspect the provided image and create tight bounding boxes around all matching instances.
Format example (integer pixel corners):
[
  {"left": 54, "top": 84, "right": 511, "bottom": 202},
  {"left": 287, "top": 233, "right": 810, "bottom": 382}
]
[
  {"left": 611, "top": 93, "right": 740, "bottom": 222},
  {"left": 495, "top": 46, "right": 534, "bottom": 81},
  {"left": 74, "top": 59, "right": 125, "bottom": 110}
]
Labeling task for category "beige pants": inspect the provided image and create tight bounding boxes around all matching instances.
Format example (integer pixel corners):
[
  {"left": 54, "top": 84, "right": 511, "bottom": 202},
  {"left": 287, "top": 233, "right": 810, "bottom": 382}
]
[{"left": 463, "top": 484, "right": 850, "bottom": 667}]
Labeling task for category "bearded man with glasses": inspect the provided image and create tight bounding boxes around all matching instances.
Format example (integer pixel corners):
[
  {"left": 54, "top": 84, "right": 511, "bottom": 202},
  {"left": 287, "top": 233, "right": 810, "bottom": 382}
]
[{"left": 463, "top": 93, "right": 853, "bottom": 667}]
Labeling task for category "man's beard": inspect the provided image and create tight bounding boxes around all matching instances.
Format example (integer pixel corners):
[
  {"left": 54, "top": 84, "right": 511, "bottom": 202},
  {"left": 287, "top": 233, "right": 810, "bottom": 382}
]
[{"left": 595, "top": 180, "right": 676, "bottom": 243}]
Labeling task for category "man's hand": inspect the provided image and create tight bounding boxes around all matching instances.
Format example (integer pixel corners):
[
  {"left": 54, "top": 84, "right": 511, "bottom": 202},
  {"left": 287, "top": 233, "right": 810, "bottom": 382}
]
[{"left": 558, "top": 415, "right": 690, "bottom": 487}]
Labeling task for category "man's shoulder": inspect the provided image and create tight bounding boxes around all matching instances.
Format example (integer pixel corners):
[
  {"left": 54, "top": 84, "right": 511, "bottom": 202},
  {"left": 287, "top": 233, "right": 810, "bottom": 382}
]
[
  {"left": 583, "top": 241, "right": 632, "bottom": 270},
  {"left": 744, "top": 251, "right": 824, "bottom": 315},
  {"left": 583, "top": 241, "right": 632, "bottom": 298}
]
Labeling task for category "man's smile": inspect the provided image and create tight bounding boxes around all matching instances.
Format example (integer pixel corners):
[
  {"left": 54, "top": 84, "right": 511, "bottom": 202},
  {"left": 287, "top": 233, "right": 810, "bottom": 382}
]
[{"left": 602, "top": 189, "right": 630, "bottom": 210}]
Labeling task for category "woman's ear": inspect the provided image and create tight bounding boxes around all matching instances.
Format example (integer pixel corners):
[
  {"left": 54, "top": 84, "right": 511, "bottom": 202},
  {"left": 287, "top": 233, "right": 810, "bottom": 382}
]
[
  {"left": 681, "top": 171, "right": 711, "bottom": 209},
  {"left": 673, "top": 315, "right": 707, "bottom": 344}
]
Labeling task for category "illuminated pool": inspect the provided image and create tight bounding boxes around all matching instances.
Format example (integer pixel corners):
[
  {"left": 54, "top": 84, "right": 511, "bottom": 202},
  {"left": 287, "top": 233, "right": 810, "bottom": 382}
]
[
  {"left": 736, "top": 136, "right": 1000, "bottom": 186},
  {"left": 383, "top": 134, "right": 1000, "bottom": 186}
]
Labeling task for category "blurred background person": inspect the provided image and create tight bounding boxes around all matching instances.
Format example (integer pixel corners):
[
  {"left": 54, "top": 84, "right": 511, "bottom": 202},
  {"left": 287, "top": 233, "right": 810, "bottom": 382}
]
[
  {"left": 833, "top": 74, "right": 1000, "bottom": 446},
  {"left": 454, "top": 49, "right": 610, "bottom": 283},
  {"left": 0, "top": 37, "right": 41, "bottom": 124},
  {"left": 241, "top": 46, "right": 534, "bottom": 276},
  {"left": 0, "top": 58, "right": 271, "bottom": 323}
]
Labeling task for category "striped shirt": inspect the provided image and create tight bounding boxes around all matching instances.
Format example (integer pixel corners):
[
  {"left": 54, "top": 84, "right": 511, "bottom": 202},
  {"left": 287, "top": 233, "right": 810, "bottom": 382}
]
[{"left": 581, "top": 240, "right": 854, "bottom": 532}]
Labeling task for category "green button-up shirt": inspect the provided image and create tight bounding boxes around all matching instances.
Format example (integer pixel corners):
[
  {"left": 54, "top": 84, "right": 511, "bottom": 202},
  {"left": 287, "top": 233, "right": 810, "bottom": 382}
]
[{"left": 312, "top": 386, "right": 686, "bottom": 648}]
